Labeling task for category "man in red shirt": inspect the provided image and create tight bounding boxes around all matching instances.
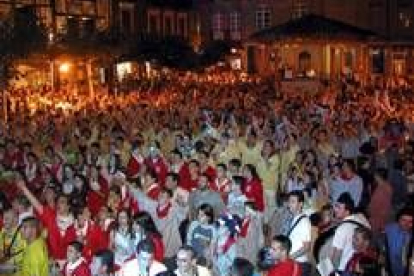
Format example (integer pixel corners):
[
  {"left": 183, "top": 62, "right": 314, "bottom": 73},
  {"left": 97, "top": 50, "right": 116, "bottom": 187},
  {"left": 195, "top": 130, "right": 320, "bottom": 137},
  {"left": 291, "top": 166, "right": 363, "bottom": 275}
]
[
  {"left": 16, "top": 179, "right": 76, "bottom": 267},
  {"left": 62, "top": 241, "right": 91, "bottom": 276},
  {"left": 267, "top": 235, "right": 302, "bottom": 276}
]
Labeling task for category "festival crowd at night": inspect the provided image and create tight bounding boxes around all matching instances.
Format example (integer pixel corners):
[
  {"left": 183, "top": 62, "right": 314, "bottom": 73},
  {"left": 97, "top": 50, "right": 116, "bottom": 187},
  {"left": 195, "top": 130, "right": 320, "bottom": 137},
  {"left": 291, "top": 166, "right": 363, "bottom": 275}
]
[{"left": 0, "top": 71, "right": 413, "bottom": 276}]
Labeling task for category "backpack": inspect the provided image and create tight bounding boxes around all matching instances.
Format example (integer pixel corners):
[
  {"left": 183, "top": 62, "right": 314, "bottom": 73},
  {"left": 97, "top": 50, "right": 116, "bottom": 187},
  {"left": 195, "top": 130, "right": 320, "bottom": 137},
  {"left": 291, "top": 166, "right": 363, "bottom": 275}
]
[{"left": 313, "top": 219, "right": 368, "bottom": 263}]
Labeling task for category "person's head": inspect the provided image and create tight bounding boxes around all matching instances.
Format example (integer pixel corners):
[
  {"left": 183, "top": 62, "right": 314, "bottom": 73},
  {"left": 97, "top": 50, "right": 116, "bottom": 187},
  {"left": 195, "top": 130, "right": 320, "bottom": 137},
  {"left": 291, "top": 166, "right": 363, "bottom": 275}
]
[
  {"left": 231, "top": 258, "right": 255, "bottom": 276},
  {"left": 262, "top": 140, "right": 275, "bottom": 157},
  {"left": 176, "top": 245, "right": 197, "bottom": 275},
  {"left": 197, "top": 203, "right": 215, "bottom": 225},
  {"left": 228, "top": 159, "right": 241, "bottom": 174},
  {"left": 133, "top": 211, "right": 160, "bottom": 237},
  {"left": 334, "top": 192, "right": 355, "bottom": 220},
  {"left": 76, "top": 206, "right": 91, "bottom": 226},
  {"left": 197, "top": 150, "right": 210, "bottom": 165},
  {"left": 117, "top": 209, "right": 131, "bottom": 229},
  {"left": 165, "top": 173, "right": 179, "bottom": 190},
  {"left": 231, "top": 176, "right": 244, "bottom": 194},
  {"left": 12, "top": 194, "right": 31, "bottom": 213},
  {"left": 321, "top": 204, "right": 333, "bottom": 224},
  {"left": 287, "top": 190, "right": 304, "bottom": 215},
  {"left": 20, "top": 217, "right": 40, "bottom": 242},
  {"left": 352, "top": 227, "right": 372, "bottom": 253},
  {"left": 2, "top": 208, "right": 18, "bottom": 231},
  {"left": 144, "top": 169, "right": 158, "bottom": 186},
  {"left": 243, "top": 164, "right": 258, "bottom": 180},
  {"left": 396, "top": 207, "right": 414, "bottom": 232},
  {"left": 56, "top": 194, "right": 70, "bottom": 215},
  {"left": 189, "top": 159, "right": 200, "bottom": 175},
  {"left": 74, "top": 174, "right": 87, "bottom": 192},
  {"left": 136, "top": 239, "right": 155, "bottom": 270},
  {"left": 67, "top": 241, "right": 83, "bottom": 263},
  {"left": 270, "top": 235, "right": 291, "bottom": 261},
  {"left": 217, "top": 163, "right": 227, "bottom": 179},
  {"left": 90, "top": 249, "right": 114, "bottom": 276},
  {"left": 374, "top": 168, "right": 388, "bottom": 184},
  {"left": 341, "top": 159, "right": 356, "bottom": 175},
  {"left": 198, "top": 173, "right": 210, "bottom": 190},
  {"left": 157, "top": 187, "right": 173, "bottom": 206}
]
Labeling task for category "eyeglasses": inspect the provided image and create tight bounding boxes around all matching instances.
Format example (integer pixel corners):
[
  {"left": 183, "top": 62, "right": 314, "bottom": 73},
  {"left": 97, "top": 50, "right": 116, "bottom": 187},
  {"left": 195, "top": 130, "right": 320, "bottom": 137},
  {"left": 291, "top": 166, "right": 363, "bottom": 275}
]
[{"left": 176, "top": 258, "right": 190, "bottom": 263}]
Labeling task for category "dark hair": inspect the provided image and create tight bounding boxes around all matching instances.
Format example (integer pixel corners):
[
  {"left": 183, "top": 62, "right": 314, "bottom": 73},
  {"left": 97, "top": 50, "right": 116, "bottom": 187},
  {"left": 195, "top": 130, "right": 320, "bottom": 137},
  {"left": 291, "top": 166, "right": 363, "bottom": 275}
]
[
  {"left": 160, "top": 187, "right": 173, "bottom": 198},
  {"left": 336, "top": 192, "right": 355, "bottom": 213},
  {"left": 189, "top": 159, "right": 200, "bottom": 168},
  {"left": 393, "top": 159, "right": 405, "bottom": 171},
  {"left": 272, "top": 235, "right": 292, "bottom": 253},
  {"left": 232, "top": 258, "right": 255, "bottom": 276},
  {"left": 257, "top": 247, "right": 276, "bottom": 271},
  {"left": 217, "top": 163, "right": 227, "bottom": 171},
  {"left": 94, "top": 249, "right": 114, "bottom": 273},
  {"left": 375, "top": 168, "right": 388, "bottom": 181},
  {"left": 288, "top": 190, "right": 305, "bottom": 203},
  {"left": 69, "top": 240, "right": 84, "bottom": 253},
  {"left": 178, "top": 245, "right": 196, "bottom": 259},
  {"left": 133, "top": 211, "right": 162, "bottom": 237},
  {"left": 232, "top": 176, "right": 244, "bottom": 186},
  {"left": 342, "top": 159, "right": 356, "bottom": 172},
  {"left": 396, "top": 206, "right": 414, "bottom": 221},
  {"left": 166, "top": 172, "right": 179, "bottom": 183},
  {"left": 354, "top": 226, "right": 372, "bottom": 244},
  {"left": 229, "top": 159, "right": 242, "bottom": 169},
  {"left": 136, "top": 239, "right": 155, "bottom": 254},
  {"left": 171, "top": 149, "right": 183, "bottom": 159},
  {"left": 244, "top": 164, "right": 260, "bottom": 180},
  {"left": 198, "top": 204, "right": 215, "bottom": 224},
  {"left": 146, "top": 169, "right": 159, "bottom": 183}
]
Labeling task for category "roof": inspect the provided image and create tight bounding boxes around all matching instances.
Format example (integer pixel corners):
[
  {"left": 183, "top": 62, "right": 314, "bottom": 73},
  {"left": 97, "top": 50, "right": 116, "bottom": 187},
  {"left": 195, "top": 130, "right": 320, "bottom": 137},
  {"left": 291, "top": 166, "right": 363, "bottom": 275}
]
[{"left": 250, "top": 14, "right": 380, "bottom": 43}]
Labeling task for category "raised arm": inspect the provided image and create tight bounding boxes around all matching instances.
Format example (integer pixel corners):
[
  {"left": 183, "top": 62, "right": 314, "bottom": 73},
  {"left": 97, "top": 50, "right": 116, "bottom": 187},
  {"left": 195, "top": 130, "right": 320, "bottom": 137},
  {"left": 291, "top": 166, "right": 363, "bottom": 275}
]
[{"left": 16, "top": 179, "right": 43, "bottom": 214}]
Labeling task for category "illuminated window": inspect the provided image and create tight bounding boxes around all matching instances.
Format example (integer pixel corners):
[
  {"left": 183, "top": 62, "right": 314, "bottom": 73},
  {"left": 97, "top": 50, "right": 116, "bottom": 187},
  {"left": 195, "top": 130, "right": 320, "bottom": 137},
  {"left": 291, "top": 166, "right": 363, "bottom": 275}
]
[
  {"left": 229, "top": 12, "right": 241, "bottom": 40},
  {"left": 255, "top": 5, "right": 271, "bottom": 30},
  {"left": 292, "top": 0, "right": 308, "bottom": 19},
  {"left": 212, "top": 12, "right": 225, "bottom": 40},
  {"left": 399, "top": 12, "right": 412, "bottom": 28}
]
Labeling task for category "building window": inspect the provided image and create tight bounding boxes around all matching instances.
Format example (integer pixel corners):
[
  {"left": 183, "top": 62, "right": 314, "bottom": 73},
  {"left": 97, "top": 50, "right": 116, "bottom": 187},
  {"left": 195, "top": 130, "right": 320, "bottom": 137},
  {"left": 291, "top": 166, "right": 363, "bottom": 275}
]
[
  {"left": 255, "top": 5, "right": 271, "bottom": 30},
  {"left": 292, "top": 0, "right": 308, "bottom": 19},
  {"left": 164, "top": 17, "right": 172, "bottom": 36},
  {"left": 120, "top": 9, "right": 132, "bottom": 34},
  {"left": 399, "top": 12, "right": 412, "bottom": 28},
  {"left": 149, "top": 15, "right": 158, "bottom": 33},
  {"left": 298, "top": 51, "right": 311, "bottom": 73},
  {"left": 229, "top": 12, "right": 241, "bottom": 41},
  {"left": 212, "top": 12, "right": 225, "bottom": 40}
]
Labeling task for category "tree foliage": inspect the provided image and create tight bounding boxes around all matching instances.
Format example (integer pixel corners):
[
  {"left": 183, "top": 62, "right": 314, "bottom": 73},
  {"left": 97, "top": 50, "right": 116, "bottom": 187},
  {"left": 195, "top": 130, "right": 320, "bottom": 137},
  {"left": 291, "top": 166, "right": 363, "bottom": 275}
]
[{"left": 0, "top": 6, "right": 47, "bottom": 82}]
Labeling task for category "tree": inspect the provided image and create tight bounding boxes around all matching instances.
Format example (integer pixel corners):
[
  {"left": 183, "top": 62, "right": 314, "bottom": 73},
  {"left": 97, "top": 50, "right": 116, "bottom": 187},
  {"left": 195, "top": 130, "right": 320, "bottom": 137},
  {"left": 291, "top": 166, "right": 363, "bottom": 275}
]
[{"left": 0, "top": 6, "right": 47, "bottom": 123}]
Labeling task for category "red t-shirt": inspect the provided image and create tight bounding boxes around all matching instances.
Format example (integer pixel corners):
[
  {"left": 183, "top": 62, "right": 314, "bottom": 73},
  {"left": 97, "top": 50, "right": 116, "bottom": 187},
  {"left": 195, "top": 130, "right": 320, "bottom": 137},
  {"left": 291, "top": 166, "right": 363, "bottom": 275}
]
[
  {"left": 268, "top": 259, "right": 302, "bottom": 276},
  {"left": 242, "top": 177, "right": 265, "bottom": 212},
  {"left": 62, "top": 259, "right": 91, "bottom": 276},
  {"left": 38, "top": 206, "right": 77, "bottom": 260},
  {"left": 87, "top": 175, "right": 109, "bottom": 215}
]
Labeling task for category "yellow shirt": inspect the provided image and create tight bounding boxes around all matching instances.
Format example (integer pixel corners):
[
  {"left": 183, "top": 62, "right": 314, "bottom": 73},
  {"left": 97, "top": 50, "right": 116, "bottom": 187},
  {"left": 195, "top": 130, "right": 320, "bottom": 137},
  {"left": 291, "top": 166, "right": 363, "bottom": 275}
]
[
  {"left": 238, "top": 140, "right": 263, "bottom": 167},
  {"left": 279, "top": 144, "right": 300, "bottom": 187},
  {"left": 257, "top": 154, "right": 280, "bottom": 191},
  {"left": 0, "top": 228, "right": 26, "bottom": 275},
  {"left": 20, "top": 237, "right": 49, "bottom": 276}
]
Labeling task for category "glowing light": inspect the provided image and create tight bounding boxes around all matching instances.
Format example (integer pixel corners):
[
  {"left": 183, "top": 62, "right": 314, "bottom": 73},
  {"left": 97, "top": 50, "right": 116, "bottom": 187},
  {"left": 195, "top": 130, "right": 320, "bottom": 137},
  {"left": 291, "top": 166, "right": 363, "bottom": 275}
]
[{"left": 59, "top": 63, "right": 71, "bottom": 73}]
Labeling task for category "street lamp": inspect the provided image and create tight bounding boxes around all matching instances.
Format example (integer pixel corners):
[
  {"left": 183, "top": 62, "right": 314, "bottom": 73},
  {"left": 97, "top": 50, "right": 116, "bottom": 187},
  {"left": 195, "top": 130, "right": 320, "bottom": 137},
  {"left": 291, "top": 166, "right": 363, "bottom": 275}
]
[{"left": 59, "top": 63, "right": 71, "bottom": 73}]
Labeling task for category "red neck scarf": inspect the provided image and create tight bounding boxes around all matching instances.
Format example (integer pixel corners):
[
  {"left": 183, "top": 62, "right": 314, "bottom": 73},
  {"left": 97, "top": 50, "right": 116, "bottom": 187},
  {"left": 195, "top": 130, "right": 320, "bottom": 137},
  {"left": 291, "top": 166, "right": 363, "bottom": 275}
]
[
  {"left": 239, "top": 217, "right": 251, "bottom": 238},
  {"left": 156, "top": 202, "right": 172, "bottom": 219}
]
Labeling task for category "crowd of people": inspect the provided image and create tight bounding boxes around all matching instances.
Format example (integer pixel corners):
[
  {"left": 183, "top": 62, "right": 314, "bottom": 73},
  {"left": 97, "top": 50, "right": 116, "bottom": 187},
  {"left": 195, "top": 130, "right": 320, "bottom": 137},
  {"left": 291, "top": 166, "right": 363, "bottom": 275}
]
[{"left": 0, "top": 70, "right": 413, "bottom": 276}]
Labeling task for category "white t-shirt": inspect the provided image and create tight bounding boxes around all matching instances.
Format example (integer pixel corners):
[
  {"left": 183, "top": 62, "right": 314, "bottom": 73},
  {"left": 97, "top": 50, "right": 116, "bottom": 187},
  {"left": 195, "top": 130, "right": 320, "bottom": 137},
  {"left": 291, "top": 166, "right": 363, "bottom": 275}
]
[
  {"left": 288, "top": 213, "right": 312, "bottom": 263},
  {"left": 332, "top": 214, "right": 371, "bottom": 271},
  {"left": 119, "top": 259, "right": 167, "bottom": 276}
]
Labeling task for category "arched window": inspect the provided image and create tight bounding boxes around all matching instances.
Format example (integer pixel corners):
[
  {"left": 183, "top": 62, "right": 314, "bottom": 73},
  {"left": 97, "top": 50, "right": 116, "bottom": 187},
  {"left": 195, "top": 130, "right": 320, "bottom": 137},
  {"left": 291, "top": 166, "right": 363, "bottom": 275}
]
[{"left": 298, "top": 51, "right": 311, "bottom": 73}]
